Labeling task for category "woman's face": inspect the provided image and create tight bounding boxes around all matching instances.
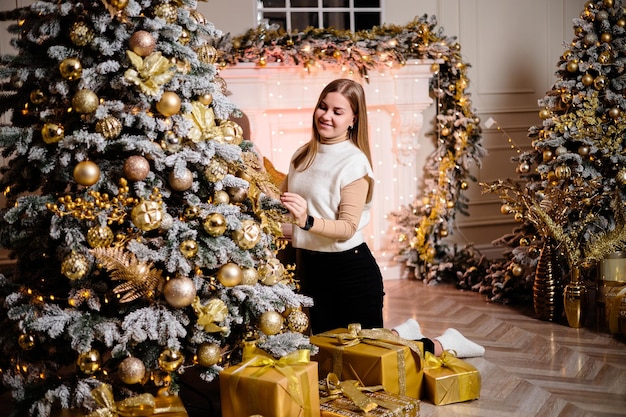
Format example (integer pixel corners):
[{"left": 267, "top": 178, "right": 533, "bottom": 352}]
[{"left": 314, "top": 92, "right": 355, "bottom": 142}]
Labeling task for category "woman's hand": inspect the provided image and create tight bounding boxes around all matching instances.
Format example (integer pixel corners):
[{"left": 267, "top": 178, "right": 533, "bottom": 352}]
[{"left": 280, "top": 192, "right": 308, "bottom": 228}]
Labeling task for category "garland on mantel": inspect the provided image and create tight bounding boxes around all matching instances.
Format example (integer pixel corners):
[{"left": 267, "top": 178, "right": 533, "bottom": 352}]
[{"left": 217, "top": 15, "right": 487, "bottom": 280}]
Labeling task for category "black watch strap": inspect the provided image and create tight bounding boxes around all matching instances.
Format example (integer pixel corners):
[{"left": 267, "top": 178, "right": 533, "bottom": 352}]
[{"left": 301, "top": 215, "right": 314, "bottom": 231}]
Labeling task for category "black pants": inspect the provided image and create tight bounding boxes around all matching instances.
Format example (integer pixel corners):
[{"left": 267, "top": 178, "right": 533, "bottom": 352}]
[{"left": 296, "top": 242, "right": 385, "bottom": 334}]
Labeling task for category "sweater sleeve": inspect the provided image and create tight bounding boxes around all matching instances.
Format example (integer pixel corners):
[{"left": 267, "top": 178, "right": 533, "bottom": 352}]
[{"left": 308, "top": 176, "right": 369, "bottom": 240}]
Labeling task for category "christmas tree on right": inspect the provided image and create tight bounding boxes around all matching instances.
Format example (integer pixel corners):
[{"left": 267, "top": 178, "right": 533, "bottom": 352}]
[{"left": 483, "top": 0, "right": 626, "bottom": 325}]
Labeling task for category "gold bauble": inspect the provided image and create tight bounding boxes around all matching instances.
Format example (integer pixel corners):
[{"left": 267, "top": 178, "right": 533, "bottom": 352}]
[
  {"left": 213, "top": 76, "right": 228, "bottom": 95},
  {"left": 258, "top": 258, "right": 284, "bottom": 286},
  {"left": 73, "top": 160, "right": 100, "bottom": 186},
  {"left": 123, "top": 155, "right": 151, "bottom": 181},
  {"left": 439, "top": 228, "right": 449, "bottom": 238},
  {"left": 604, "top": 0, "right": 614, "bottom": 7},
  {"left": 511, "top": 263, "right": 524, "bottom": 277},
  {"left": 196, "top": 343, "right": 221, "bottom": 367},
  {"left": 577, "top": 145, "right": 590, "bottom": 156},
  {"left": 72, "top": 89, "right": 99, "bottom": 114},
  {"left": 217, "top": 262, "right": 243, "bottom": 287},
  {"left": 608, "top": 107, "right": 621, "bottom": 119},
  {"left": 18, "top": 333, "right": 35, "bottom": 351},
  {"left": 59, "top": 57, "right": 83, "bottom": 80},
  {"left": 519, "top": 237, "right": 530, "bottom": 246},
  {"left": 566, "top": 60, "right": 578, "bottom": 73},
  {"left": 460, "top": 181, "right": 469, "bottom": 190},
  {"left": 213, "top": 190, "right": 230, "bottom": 204},
  {"left": 62, "top": 251, "right": 90, "bottom": 280},
  {"left": 30, "top": 89, "right": 47, "bottom": 105},
  {"left": 233, "top": 220, "right": 261, "bottom": 250},
  {"left": 70, "top": 21, "right": 94, "bottom": 46},
  {"left": 538, "top": 108, "right": 550, "bottom": 119},
  {"left": 157, "top": 348, "right": 184, "bottom": 372},
  {"left": 41, "top": 122, "right": 65, "bottom": 144},
  {"left": 163, "top": 276, "right": 196, "bottom": 308},
  {"left": 160, "top": 131, "right": 183, "bottom": 153},
  {"left": 203, "top": 213, "right": 227, "bottom": 237},
  {"left": 170, "top": 56, "right": 191, "bottom": 74},
  {"left": 555, "top": 145, "right": 568, "bottom": 156},
  {"left": 110, "top": 0, "right": 129, "bottom": 10},
  {"left": 594, "top": 75, "right": 607, "bottom": 90},
  {"left": 240, "top": 267, "right": 259, "bottom": 285},
  {"left": 196, "top": 44, "right": 218, "bottom": 64},
  {"left": 154, "top": 3, "right": 178, "bottom": 23},
  {"left": 198, "top": 93, "right": 213, "bottom": 106},
  {"left": 184, "top": 206, "right": 201, "bottom": 220},
  {"left": 118, "top": 357, "right": 146, "bottom": 385},
  {"left": 227, "top": 186, "right": 248, "bottom": 203},
  {"left": 518, "top": 161, "right": 530, "bottom": 174},
  {"left": 555, "top": 165, "right": 571, "bottom": 179},
  {"left": 616, "top": 169, "right": 626, "bottom": 185},
  {"left": 179, "top": 28, "right": 190, "bottom": 45},
  {"left": 514, "top": 212, "right": 524, "bottom": 222},
  {"left": 581, "top": 73, "right": 594, "bottom": 86},
  {"left": 95, "top": 116, "right": 123, "bottom": 139},
  {"left": 87, "top": 225, "right": 114, "bottom": 248},
  {"left": 500, "top": 204, "right": 512, "bottom": 215},
  {"left": 189, "top": 9, "right": 206, "bottom": 25},
  {"left": 129, "top": 30, "right": 156, "bottom": 57},
  {"left": 286, "top": 310, "right": 309, "bottom": 333},
  {"left": 156, "top": 92, "right": 182, "bottom": 117},
  {"left": 601, "top": 32, "right": 613, "bottom": 43},
  {"left": 77, "top": 349, "right": 101, "bottom": 375},
  {"left": 542, "top": 149, "right": 553, "bottom": 162},
  {"left": 131, "top": 200, "right": 163, "bottom": 231},
  {"left": 204, "top": 159, "right": 228, "bottom": 182},
  {"left": 179, "top": 240, "right": 198, "bottom": 258},
  {"left": 258, "top": 311, "right": 283, "bottom": 335},
  {"left": 618, "top": 18, "right": 626, "bottom": 27},
  {"left": 169, "top": 168, "right": 194, "bottom": 191}
]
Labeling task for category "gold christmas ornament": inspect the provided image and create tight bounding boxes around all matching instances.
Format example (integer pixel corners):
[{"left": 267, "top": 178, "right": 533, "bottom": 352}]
[
  {"left": 77, "top": 349, "right": 101, "bottom": 375},
  {"left": 160, "top": 131, "right": 183, "bottom": 153},
  {"left": 95, "top": 116, "right": 123, "bottom": 139},
  {"left": 554, "top": 145, "right": 568, "bottom": 156},
  {"left": 542, "top": 149, "right": 553, "bottom": 162},
  {"left": 184, "top": 206, "right": 201, "bottom": 220},
  {"left": 538, "top": 108, "right": 550, "bottom": 119},
  {"left": 258, "top": 258, "right": 284, "bottom": 286},
  {"left": 73, "top": 160, "right": 101, "bottom": 186},
  {"left": 168, "top": 168, "right": 193, "bottom": 191},
  {"left": 163, "top": 276, "right": 196, "bottom": 308},
  {"left": 616, "top": 169, "right": 626, "bottom": 185},
  {"left": 131, "top": 199, "right": 163, "bottom": 231},
  {"left": 203, "top": 213, "right": 227, "bottom": 237},
  {"left": 578, "top": 145, "right": 590, "bottom": 156},
  {"left": 59, "top": 57, "right": 83, "bottom": 80},
  {"left": 217, "top": 262, "right": 243, "bottom": 287},
  {"left": 565, "top": 60, "right": 578, "bottom": 73},
  {"left": 30, "top": 89, "right": 47, "bottom": 105},
  {"left": 511, "top": 263, "right": 524, "bottom": 277},
  {"left": 258, "top": 310, "right": 283, "bottom": 335},
  {"left": 110, "top": 0, "right": 129, "bottom": 10},
  {"left": 170, "top": 56, "right": 191, "bottom": 74},
  {"left": 518, "top": 161, "right": 530, "bottom": 174},
  {"left": 72, "top": 89, "right": 100, "bottom": 114},
  {"left": 227, "top": 186, "right": 248, "bottom": 203},
  {"left": 196, "top": 343, "right": 221, "bottom": 367},
  {"left": 70, "top": 21, "right": 94, "bottom": 46},
  {"left": 196, "top": 44, "right": 218, "bottom": 64},
  {"left": 156, "top": 91, "right": 182, "bottom": 117},
  {"left": 189, "top": 9, "right": 206, "bottom": 25},
  {"left": 240, "top": 267, "right": 259, "bottom": 285},
  {"left": 87, "top": 225, "right": 114, "bottom": 248},
  {"left": 286, "top": 310, "right": 309, "bottom": 333},
  {"left": 581, "top": 73, "right": 594, "bottom": 86},
  {"left": 18, "top": 333, "right": 35, "bottom": 351},
  {"left": 179, "top": 28, "right": 190, "bottom": 45},
  {"left": 233, "top": 219, "right": 261, "bottom": 250},
  {"left": 608, "top": 107, "right": 621, "bottom": 120},
  {"left": 179, "top": 239, "right": 198, "bottom": 258},
  {"left": 594, "top": 75, "right": 607, "bottom": 90},
  {"left": 555, "top": 165, "right": 572, "bottom": 179},
  {"left": 62, "top": 251, "right": 90, "bottom": 280},
  {"left": 500, "top": 204, "right": 512, "bottom": 215},
  {"left": 118, "top": 357, "right": 146, "bottom": 385},
  {"left": 41, "top": 122, "right": 65, "bottom": 144},
  {"left": 123, "top": 155, "right": 151, "bottom": 181},
  {"left": 129, "top": 30, "right": 156, "bottom": 57},
  {"left": 154, "top": 3, "right": 178, "bottom": 23},
  {"left": 198, "top": 93, "right": 213, "bottom": 106},
  {"left": 157, "top": 348, "right": 184, "bottom": 372},
  {"left": 213, "top": 190, "right": 230, "bottom": 204},
  {"left": 204, "top": 158, "right": 228, "bottom": 182},
  {"left": 219, "top": 120, "right": 244, "bottom": 145},
  {"left": 213, "top": 75, "right": 228, "bottom": 95}
]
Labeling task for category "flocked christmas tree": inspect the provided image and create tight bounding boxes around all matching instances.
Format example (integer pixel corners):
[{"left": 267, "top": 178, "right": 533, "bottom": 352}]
[
  {"left": 481, "top": 0, "right": 626, "bottom": 307},
  {"left": 0, "top": 1, "right": 314, "bottom": 415}
]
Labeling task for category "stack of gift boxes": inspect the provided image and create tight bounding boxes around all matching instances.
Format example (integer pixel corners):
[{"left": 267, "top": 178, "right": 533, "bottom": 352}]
[
  {"left": 219, "top": 323, "right": 481, "bottom": 416},
  {"left": 598, "top": 252, "right": 626, "bottom": 336}
]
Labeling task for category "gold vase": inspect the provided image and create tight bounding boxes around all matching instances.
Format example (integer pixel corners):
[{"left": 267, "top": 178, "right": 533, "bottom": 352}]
[
  {"left": 563, "top": 265, "right": 588, "bottom": 328},
  {"left": 533, "top": 240, "right": 563, "bottom": 321}
]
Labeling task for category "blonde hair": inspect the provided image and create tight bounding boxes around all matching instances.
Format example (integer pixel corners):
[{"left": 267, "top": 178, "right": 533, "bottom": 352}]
[{"left": 292, "top": 79, "right": 372, "bottom": 171}]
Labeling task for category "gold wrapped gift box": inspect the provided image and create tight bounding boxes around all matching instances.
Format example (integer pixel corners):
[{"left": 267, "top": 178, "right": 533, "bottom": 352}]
[
  {"left": 53, "top": 392, "right": 188, "bottom": 417},
  {"left": 320, "top": 390, "right": 420, "bottom": 417},
  {"left": 310, "top": 326, "right": 423, "bottom": 399},
  {"left": 422, "top": 351, "right": 480, "bottom": 406},
  {"left": 219, "top": 347, "right": 321, "bottom": 417}
]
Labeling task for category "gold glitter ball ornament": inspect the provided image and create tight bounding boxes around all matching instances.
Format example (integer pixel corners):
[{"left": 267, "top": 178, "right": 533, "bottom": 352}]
[
  {"left": 196, "top": 343, "right": 221, "bottom": 367},
  {"left": 41, "top": 122, "right": 65, "bottom": 144},
  {"left": 240, "top": 267, "right": 259, "bottom": 285},
  {"left": 156, "top": 91, "right": 182, "bottom": 117},
  {"left": 118, "top": 357, "right": 146, "bottom": 385},
  {"left": 169, "top": 168, "right": 194, "bottom": 191},
  {"left": 158, "top": 348, "right": 184, "bottom": 372},
  {"left": 287, "top": 310, "right": 309, "bottom": 333},
  {"left": 204, "top": 158, "right": 228, "bottom": 182},
  {"left": 87, "top": 225, "right": 114, "bottom": 248},
  {"left": 154, "top": 3, "right": 178, "bottom": 23},
  {"left": 73, "top": 160, "right": 101, "bottom": 186},
  {"left": 95, "top": 116, "right": 122, "bottom": 140},
  {"left": 62, "top": 251, "right": 90, "bottom": 280},
  {"left": 77, "top": 349, "right": 101, "bottom": 375},
  {"left": 258, "top": 311, "right": 283, "bottom": 335},
  {"left": 213, "top": 190, "right": 230, "bottom": 204},
  {"left": 131, "top": 200, "right": 163, "bottom": 231},
  {"left": 123, "top": 155, "right": 151, "bottom": 181},
  {"left": 129, "top": 30, "right": 156, "bottom": 57},
  {"left": 18, "top": 333, "right": 35, "bottom": 351},
  {"left": 217, "top": 262, "right": 243, "bottom": 287},
  {"left": 70, "top": 21, "right": 94, "bottom": 46},
  {"left": 59, "top": 57, "right": 83, "bottom": 80},
  {"left": 233, "top": 219, "right": 261, "bottom": 250},
  {"left": 72, "top": 89, "right": 99, "bottom": 114},
  {"left": 189, "top": 9, "right": 206, "bottom": 25},
  {"left": 203, "top": 213, "right": 227, "bottom": 237},
  {"left": 179, "top": 239, "right": 198, "bottom": 259},
  {"left": 196, "top": 44, "right": 218, "bottom": 64},
  {"left": 163, "top": 276, "right": 196, "bottom": 308},
  {"left": 258, "top": 258, "right": 284, "bottom": 286}
]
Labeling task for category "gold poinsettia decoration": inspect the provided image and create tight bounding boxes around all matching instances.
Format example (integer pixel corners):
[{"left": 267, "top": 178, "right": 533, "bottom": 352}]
[
  {"left": 90, "top": 247, "right": 165, "bottom": 302},
  {"left": 192, "top": 297, "right": 228, "bottom": 333},
  {"left": 183, "top": 100, "right": 218, "bottom": 142},
  {"left": 124, "top": 50, "right": 176, "bottom": 96}
]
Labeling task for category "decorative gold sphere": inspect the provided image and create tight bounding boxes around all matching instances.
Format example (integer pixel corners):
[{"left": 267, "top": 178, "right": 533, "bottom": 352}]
[
  {"left": 110, "top": 0, "right": 129, "bottom": 10},
  {"left": 154, "top": 3, "right": 178, "bottom": 23},
  {"left": 511, "top": 263, "right": 524, "bottom": 277},
  {"left": 213, "top": 190, "right": 230, "bottom": 204},
  {"left": 500, "top": 204, "right": 512, "bottom": 215},
  {"left": 160, "top": 131, "right": 183, "bottom": 153},
  {"left": 163, "top": 276, "right": 196, "bottom": 308},
  {"left": 123, "top": 155, "right": 151, "bottom": 181},
  {"left": 198, "top": 93, "right": 213, "bottom": 106},
  {"left": 59, "top": 57, "right": 83, "bottom": 80},
  {"left": 131, "top": 200, "right": 163, "bottom": 231},
  {"left": 41, "top": 122, "right": 65, "bottom": 144},
  {"left": 578, "top": 145, "right": 590, "bottom": 156},
  {"left": 542, "top": 149, "right": 553, "bottom": 162},
  {"left": 287, "top": 310, "right": 309, "bottom": 333},
  {"left": 184, "top": 206, "right": 201, "bottom": 220},
  {"left": 62, "top": 251, "right": 90, "bottom": 280},
  {"left": 30, "top": 89, "right": 47, "bottom": 105},
  {"left": 95, "top": 116, "right": 123, "bottom": 139},
  {"left": 77, "top": 349, "right": 101, "bottom": 375},
  {"left": 566, "top": 60, "right": 578, "bottom": 73},
  {"left": 581, "top": 73, "right": 594, "bottom": 86},
  {"left": 118, "top": 357, "right": 146, "bottom": 385},
  {"left": 204, "top": 158, "right": 228, "bottom": 182},
  {"left": 258, "top": 258, "right": 284, "bottom": 286},
  {"left": 538, "top": 108, "right": 550, "bottom": 119},
  {"left": 72, "top": 89, "right": 99, "bottom": 114},
  {"left": 196, "top": 44, "right": 218, "bottom": 64},
  {"left": 18, "top": 333, "right": 35, "bottom": 350},
  {"left": 189, "top": 9, "right": 206, "bottom": 25},
  {"left": 258, "top": 311, "right": 283, "bottom": 335},
  {"left": 73, "top": 160, "right": 100, "bottom": 186},
  {"left": 240, "top": 267, "right": 259, "bottom": 285},
  {"left": 608, "top": 107, "right": 621, "bottom": 120},
  {"left": 514, "top": 212, "right": 524, "bottom": 222},
  {"left": 217, "top": 263, "right": 243, "bottom": 287},
  {"left": 87, "top": 225, "right": 114, "bottom": 248},
  {"left": 158, "top": 348, "right": 184, "bottom": 372},
  {"left": 594, "top": 75, "right": 608, "bottom": 90},
  {"left": 196, "top": 343, "right": 221, "bottom": 367},
  {"left": 169, "top": 168, "right": 194, "bottom": 191},
  {"left": 227, "top": 186, "right": 248, "bottom": 203},
  {"left": 156, "top": 92, "right": 182, "bottom": 117},
  {"left": 203, "top": 213, "right": 227, "bottom": 237},
  {"left": 616, "top": 169, "right": 626, "bottom": 185},
  {"left": 232, "top": 220, "right": 261, "bottom": 250},
  {"left": 179, "top": 240, "right": 198, "bottom": 259},
  {"left": 601, "top": 32, "right": 613, "bottom": 43},
  {"left": 519, "top": 237, "right": 530, "bottom": 246},
  {"left": 70, "top": 21, "right": 94, "bottom": 46},
  {"left": 129, "top": 30, "right": 156, "bottom": 57},
  {"left": 618, "top": 18, "right": 626, "bottom": 27},
  {"left": 518, "top": 161, "right": 531, "bottom": 174}
]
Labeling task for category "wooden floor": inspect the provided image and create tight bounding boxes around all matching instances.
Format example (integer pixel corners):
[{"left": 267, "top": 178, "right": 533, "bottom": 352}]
[{"left": 382, "top": 279, "right": 626, "bottom": 417}]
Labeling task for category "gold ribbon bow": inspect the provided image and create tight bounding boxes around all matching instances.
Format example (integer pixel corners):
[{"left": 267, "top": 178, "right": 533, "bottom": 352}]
[
  {"left": 608, "top": 285, "right": 626, "bottom": 334},
  {"left": 423, "top": 350, "right": 480, "bottom": 404},
  {"left": 319, "top": 372, "right": 403, "bottom": 413},
  {"left": 86, "top": 384, "right": 155, "bottom": 417},
  {"left": 423, "top": 350, "right": 457, "bottom": 370}
]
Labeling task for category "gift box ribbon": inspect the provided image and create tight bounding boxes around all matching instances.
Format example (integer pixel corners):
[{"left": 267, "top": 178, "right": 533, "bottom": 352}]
[
  {"left": 319, "top": 372, "right": 402, "bottom": 414},
  {"left": 423, "top": 350, "right": 479, "bottom": 404},
  {"left": 86, "top": 384, "right": 156, "bottom": 417},
  {"left": 608, "top": 285, "right": 626, "bottom": 334}
]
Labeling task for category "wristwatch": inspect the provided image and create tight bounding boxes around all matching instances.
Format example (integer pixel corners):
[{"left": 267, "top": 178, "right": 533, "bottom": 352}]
[{"left": 301, "top": 215, "right": 314, "bottom": 231}]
